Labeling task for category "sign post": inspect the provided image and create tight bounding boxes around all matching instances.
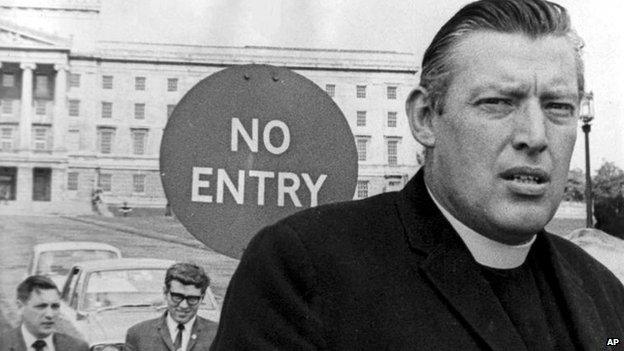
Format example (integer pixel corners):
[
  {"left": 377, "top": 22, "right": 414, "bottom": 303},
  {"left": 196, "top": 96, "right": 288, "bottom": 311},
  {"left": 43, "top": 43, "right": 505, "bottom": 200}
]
[{"left": 160, "top": 64, "right": 358, "bottom": 259}]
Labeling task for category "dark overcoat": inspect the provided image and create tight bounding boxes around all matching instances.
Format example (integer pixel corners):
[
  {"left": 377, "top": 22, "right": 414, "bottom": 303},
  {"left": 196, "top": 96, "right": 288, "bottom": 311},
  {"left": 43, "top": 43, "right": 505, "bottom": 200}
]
[{"left": 211, "top": 170, "right": 624, "bottom": 350}]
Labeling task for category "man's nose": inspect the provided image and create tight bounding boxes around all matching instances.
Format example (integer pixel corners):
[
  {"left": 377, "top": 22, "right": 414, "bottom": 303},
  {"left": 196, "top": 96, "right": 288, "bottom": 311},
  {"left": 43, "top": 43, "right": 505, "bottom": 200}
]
[
  {"left": 43, "top": 307, "right": 57, "bottom": 319},
  {"left": 179, "top": 298, "right": 190, "bottom": 308},
  {"left": 512, "top": 100, "right": 548, "bottom": 154}
]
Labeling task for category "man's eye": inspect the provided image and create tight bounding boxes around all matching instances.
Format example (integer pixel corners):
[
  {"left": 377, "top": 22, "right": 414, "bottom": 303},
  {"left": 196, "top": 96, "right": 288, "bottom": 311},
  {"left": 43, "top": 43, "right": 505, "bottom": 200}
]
[
  {"left": 478, "top": 98, "right": 512, "bottom": 106},
  {"left": 545, "top": 102, "right": 575, "bottom": 116}
]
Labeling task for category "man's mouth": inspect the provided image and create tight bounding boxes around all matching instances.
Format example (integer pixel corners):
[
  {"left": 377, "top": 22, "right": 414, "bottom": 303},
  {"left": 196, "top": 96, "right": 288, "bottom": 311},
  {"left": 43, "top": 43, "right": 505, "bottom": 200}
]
[{"left": 500, "top": 167, "right": 550, "bottom": 195}]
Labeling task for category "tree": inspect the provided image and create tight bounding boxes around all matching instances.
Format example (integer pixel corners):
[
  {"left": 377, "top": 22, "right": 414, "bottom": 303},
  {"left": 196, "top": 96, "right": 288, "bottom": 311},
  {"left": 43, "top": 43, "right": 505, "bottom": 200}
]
[
  {"left": 593, "top": 161, "right": 624, "bottom": 199},
  {"left": 592, "top": 161, "right": 624, "bottom": 238},
  {"left": 564, "top": 167, "right": 585, "bottom": 202}
]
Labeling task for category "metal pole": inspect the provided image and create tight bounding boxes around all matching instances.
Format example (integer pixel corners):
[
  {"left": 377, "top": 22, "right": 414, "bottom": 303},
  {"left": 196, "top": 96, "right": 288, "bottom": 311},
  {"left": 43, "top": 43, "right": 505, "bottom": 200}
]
[{"left": 582, "top": 123, "right": 593, "bottom": 227}]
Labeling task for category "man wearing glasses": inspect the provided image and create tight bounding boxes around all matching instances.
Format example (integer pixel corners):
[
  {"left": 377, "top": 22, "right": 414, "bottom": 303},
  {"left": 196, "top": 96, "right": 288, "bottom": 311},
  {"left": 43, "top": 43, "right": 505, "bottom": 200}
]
[{"left": 125, "top": 262, "right": 217, "bottom": 351}]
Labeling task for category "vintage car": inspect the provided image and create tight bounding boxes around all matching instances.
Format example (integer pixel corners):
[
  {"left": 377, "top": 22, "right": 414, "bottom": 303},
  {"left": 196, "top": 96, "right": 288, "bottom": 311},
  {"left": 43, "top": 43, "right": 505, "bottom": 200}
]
[
  {"left": 59, "top": 258, "right": 221, "bottom": 351},
  {"left": 26, "top": 242, "right": 122, "bottom": 288}
]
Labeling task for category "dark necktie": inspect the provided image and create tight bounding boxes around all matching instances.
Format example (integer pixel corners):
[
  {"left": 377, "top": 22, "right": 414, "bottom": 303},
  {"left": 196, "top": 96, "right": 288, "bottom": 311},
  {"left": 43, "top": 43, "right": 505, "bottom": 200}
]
[
  {"left": 32, "top": 340, "right": 46, "bottom": 351},
  {"left": 173, "top": 323, "right": 185, "bottom": 351}
]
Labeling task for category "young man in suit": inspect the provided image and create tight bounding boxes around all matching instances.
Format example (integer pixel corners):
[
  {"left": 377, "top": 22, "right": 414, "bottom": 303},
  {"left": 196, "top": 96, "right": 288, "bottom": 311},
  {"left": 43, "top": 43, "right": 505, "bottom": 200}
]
[
  {"left": 211, "top": 0, "right": 624, "bottom": 350},
  {"left": 125, "top": 262, "right": 218, "bottom": 351},
  {"left": 0, "top": 276, "right": 88, "bottom": 351}
]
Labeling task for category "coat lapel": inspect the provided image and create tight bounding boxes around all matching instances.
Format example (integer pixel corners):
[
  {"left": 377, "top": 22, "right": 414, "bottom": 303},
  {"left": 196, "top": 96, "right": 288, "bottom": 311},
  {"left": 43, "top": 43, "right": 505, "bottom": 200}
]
[
  {"left": 9, "top": 327, "right": 27, "bottom": 351},
  {"left": 397, "top": 170, "right": 527, "bottom": 351},
  {"left": 541, "top": 234, "right": 606, "bottom": 349},
  {"left": 186, "top": 318, "right": 200, "bottom": 351},
  {"left": 157, "top": 314, "right": 176, "bottom": 351}
]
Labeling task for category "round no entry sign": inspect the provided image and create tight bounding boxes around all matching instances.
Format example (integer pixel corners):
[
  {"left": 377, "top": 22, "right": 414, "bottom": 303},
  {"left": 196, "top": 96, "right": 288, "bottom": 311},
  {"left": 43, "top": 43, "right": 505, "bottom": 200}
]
[{"left": 160, "top": 64, "right": 358, "bottom": 259}]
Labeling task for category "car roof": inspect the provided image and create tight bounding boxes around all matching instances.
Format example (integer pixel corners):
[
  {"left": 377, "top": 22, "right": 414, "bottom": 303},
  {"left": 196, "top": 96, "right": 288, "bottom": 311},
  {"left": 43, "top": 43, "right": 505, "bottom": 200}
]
[
  {"left": 72, "top": 258, "right": 176, "bottom": 272},
  {"left": 33, "top": 242, "right": 121, "bottom": 253}
]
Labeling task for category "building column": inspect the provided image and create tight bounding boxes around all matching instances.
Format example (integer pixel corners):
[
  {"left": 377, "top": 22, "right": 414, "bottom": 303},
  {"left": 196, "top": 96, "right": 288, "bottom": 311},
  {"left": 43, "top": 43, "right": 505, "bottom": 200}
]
[
  {"left": 53, "top": 64, "right": 68, "bottom": 151},
  {"left": 19, "top": 62, "right": 36, "bottom": 151},
  {"left": 16, "top": 165, "right": 33, "bottom": 203}
]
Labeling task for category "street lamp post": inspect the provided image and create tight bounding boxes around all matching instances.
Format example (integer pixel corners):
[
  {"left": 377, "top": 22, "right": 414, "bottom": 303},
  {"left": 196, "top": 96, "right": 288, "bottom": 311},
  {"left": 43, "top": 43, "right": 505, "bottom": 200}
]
[{"left": 579, "top": 91, "right": 594, "bottom": 228}]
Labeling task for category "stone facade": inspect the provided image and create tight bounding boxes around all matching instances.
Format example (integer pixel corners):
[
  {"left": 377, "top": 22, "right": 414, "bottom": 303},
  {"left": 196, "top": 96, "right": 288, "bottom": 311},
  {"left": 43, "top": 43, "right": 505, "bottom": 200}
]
[{"left": 0, "top": 1, "right": 422, "bottom": 214}]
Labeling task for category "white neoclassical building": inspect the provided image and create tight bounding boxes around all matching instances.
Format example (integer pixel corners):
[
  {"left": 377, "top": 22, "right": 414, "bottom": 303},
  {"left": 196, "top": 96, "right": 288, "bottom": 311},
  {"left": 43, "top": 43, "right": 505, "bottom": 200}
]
[{"left": 0, "top": 0, "right": 422, "bottom": 214}]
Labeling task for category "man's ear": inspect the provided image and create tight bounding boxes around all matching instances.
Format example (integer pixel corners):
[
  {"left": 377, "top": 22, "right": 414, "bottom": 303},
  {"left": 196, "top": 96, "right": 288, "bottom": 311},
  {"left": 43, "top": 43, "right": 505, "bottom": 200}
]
[{"left": 406, "top": 87, "right": 435, "bottom": 147}]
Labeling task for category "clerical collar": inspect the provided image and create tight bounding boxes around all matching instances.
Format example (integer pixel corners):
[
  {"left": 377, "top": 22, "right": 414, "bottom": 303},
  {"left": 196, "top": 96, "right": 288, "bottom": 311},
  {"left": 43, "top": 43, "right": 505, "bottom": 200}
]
[
  {"left": 21, "top": 324, "right": 55, "bottom": 351},
  {"left": 426, "top": 185, "right": 536, "bottom": 269}
]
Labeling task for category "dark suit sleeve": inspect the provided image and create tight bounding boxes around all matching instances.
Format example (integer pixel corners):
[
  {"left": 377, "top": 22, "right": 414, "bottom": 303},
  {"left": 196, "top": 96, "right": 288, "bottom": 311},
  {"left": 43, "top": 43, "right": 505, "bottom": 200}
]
[
  {"left": 210, "top": 223, "right": 326, "bottom": 350},
  {"left": 124, "top": 325, "right": 139, "bottom": 351}
]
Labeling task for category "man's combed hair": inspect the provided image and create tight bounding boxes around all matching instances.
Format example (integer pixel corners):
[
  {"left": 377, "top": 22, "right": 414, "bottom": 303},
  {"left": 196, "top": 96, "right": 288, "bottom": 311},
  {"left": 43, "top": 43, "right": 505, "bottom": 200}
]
[
  {"left": 420, "top": 0, "right": 584, "bottom": 114},
  {"left": 165, "top": 262, "right": 210, "bottom": 293},
  {"left": 17, "top": 275, "right": 59, "bottom": 302}
]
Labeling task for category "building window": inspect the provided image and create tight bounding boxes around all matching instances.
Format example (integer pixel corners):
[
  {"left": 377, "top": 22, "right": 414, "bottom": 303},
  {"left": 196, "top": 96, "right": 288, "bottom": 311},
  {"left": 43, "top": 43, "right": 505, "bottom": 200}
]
[
  {"left": 1, "top": 127, "right": 13, "bottom": 150},
  {"left": 134, "top": 103, "right": 145, "bottom": 120},
  {"left": 35, "top": 75, "right": 50, "bottom": 98},
  {"left": 33, "top": 168, "right": 51, "bottom": 201},
  {"left": 356, "top": 111, "right": 366, "bottom": 127},
  {"left": 68, "top": 99, "right": 80, "bottom": 116},
  {"left": 356, "top": 138, "right": 367, "bottom": 161},
  {"left": 167, "top": 78, "right": 178, "bottom": 92},
  {"left": 98, "top": 128, "right": 115, "bottom": 154},
  {"left": 387, "top": 112, "right": 397, "bottom": 127},
  {"left": 67, "top": 129, "right": 80, "bottom": 151},
  {"left": 132, "top": 129, "right": 147, "bottom": 155},
  {"left": 98, "top": 173, "right": 112, "bottom": 192},
  {"left": 387, "top": 139, "right": 399, "bottom": 166},
  {"left": 68, "top": 73, "right": 80, "bottom": 88},
  {"left": 67, "top": 172, "right": 79, "bottom": 191},
  {"left": 357, "top": 180, "right": 369, "bottom": 199},
  {"left": 35, "top": 100, "right": 47, "bottom": 115},
  {"left": 387, "top": 86, "right": 397, "bottom": 99},
  {"left": 2, "top": 73, "right": 14, "bottom": 87},
  {"left": 325, "top": 84, "right": 335, "bottom": 97},
  {"left": 133, "top": 174, "right": 146, "bottom": 193},
  {"left": 101, "top": 102, "right": 112, "bottom": 118},
  {"left": 0, "top": 167, "right": 16, "bottom": 200},
  {"left": 135, "top": 76, "right": 146, "bottom": 91},
  {"left": 167, "top": 104, "right": 176, "bottom": 119},
  {"left": 33, "top": 127, "right": 49, "bottom": 150},
  {"left": 356, "top": 85, "right": 366, "bottom": 98},
  {"left": 1, "top": 99, "right": 12, "bottom": 114},
  {"left": 102, "top": 75, "right": 113, "bottom": 89}
]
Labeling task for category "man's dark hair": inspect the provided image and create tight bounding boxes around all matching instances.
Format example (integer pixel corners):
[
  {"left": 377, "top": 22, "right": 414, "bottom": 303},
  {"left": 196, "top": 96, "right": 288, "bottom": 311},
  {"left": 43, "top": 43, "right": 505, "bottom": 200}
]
[
  {"left": 420, "top": 0, "right": 584, "bottom": 114},
  {"left": 164, "top": 262, "right": 210, "bottom": 293},
  {"left": 17, "top": 275, "right": 59, "bottom": 303}
]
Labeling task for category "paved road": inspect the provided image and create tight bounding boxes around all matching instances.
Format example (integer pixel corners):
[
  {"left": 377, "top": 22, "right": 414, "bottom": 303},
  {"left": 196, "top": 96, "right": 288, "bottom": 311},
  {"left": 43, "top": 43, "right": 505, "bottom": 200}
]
[{"left": 0, "top": 215, "right": 239, "bottom": 333}]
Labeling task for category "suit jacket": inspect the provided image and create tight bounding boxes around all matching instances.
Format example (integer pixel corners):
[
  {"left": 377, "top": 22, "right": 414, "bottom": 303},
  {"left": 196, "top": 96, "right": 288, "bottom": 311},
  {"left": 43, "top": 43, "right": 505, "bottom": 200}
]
[
  {"left": 211, "top": 170, "right": 624, "bottom": 350},
  {"left": 0, "top": 325, "right": 88, "bottom": 351},
  {"left": 125, "top": 313, "right": 218, "bottom": 351}
]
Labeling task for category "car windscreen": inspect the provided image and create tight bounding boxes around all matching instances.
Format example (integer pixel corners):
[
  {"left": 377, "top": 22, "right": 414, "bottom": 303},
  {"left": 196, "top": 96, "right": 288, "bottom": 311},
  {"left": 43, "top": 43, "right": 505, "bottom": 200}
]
[
  {"left": 36, "top": 250, "right": 119, "bottom": 276},
  {"left": 81, "top": 268, "right": 216, "bottom": 311}
]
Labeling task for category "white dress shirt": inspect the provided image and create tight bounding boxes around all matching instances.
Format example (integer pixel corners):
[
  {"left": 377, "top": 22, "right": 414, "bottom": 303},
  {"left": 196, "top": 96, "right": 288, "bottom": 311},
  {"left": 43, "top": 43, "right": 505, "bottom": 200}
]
[
  {"left": 166, "top": 313, "right": 197, "bottom": 351},
  {"left": 21, "top": 324, "right": 55, "bottom": 351},
  {"left": 426, "top": 186, "right": 536, "bottom": 269}
]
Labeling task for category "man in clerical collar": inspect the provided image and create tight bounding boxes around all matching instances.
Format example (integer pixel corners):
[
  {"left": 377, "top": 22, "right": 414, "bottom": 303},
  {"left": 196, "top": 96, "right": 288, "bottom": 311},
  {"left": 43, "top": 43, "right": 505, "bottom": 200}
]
[
  {"left": 125, "top": 262, "right": 217, "bottom": 351},
  {"left": 0, "top": 275, "right": 88, "bottom": 351},
  {"left": 211, "top": 0, "right": 624, "bottom": 350}
]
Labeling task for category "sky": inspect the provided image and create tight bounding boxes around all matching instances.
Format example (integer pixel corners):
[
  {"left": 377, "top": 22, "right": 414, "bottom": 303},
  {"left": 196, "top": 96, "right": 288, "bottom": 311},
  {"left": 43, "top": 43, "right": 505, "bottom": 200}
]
[{"left": 97, "top": 0, "right": 623, "bottom": 173}]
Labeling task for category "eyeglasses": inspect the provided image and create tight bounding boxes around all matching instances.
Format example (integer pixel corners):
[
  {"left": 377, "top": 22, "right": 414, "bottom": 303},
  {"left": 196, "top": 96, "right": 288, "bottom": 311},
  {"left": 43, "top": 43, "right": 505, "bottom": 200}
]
[{"left": 168, "top": 291, "right": 203, "bottom": 306}]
